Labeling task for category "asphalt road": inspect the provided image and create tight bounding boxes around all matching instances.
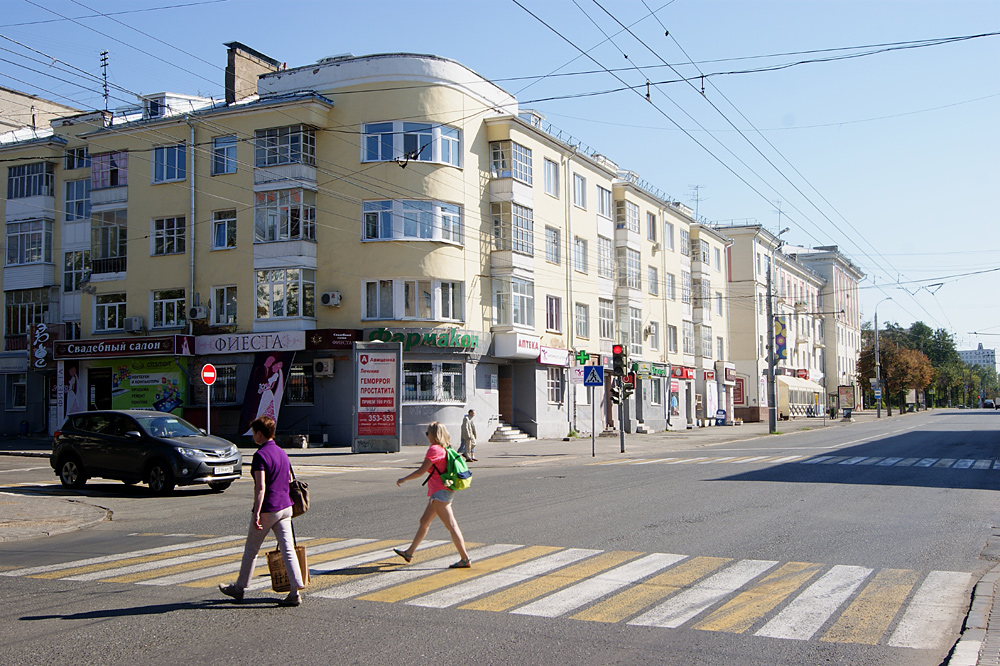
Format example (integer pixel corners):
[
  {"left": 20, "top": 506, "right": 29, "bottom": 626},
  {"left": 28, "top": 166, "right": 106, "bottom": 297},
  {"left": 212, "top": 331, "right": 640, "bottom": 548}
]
[{"left": 1, "top": 409, "right": 998, "bottom": 665}]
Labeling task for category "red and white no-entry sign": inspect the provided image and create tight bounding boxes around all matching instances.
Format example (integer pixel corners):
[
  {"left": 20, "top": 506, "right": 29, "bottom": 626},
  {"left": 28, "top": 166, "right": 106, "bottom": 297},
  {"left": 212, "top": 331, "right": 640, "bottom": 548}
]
[{"left": 201, "top": 363, "right": 217, "bottom": 385}]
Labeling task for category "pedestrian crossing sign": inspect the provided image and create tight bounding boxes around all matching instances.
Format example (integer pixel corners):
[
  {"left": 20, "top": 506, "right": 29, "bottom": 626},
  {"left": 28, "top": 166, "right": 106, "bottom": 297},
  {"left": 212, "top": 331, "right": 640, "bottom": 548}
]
[{"left": 583, "top": 366, "right": 604, "bottom": 386}]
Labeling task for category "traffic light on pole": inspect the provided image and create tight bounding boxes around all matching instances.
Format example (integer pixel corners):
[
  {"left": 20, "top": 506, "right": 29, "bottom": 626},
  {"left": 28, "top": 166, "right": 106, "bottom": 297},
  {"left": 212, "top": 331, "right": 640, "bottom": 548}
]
[
  {"left": 610, "top": 381, "right": 621, "bottom": 404},
  {"left": 621, "top": 372, "right": 635, "bottom": 399},
  {"left": 612, "top": 344, "right": 627, "bottom": 376}
]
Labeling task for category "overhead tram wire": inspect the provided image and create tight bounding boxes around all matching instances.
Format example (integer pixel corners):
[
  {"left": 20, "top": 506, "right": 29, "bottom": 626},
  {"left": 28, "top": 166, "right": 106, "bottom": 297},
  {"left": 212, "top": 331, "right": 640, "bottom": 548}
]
[{"left": 0, "top": 0, "right": 230, "bottom": 28}]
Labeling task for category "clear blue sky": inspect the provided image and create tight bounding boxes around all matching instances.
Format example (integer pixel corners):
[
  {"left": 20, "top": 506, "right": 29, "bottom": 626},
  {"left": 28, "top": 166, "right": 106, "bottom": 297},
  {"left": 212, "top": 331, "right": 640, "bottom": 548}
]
[{"left": 3, "top": 0, "right": 998, "bottom": 350}]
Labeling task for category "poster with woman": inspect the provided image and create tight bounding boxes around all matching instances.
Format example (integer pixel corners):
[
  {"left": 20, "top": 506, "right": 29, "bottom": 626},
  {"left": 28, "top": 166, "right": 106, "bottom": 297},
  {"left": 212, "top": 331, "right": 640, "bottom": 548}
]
[
  {"left": 63, "top": 360, "right": 82, "bottom": 419},
  {"left": 240, "top": 352, "right": 295, "bottom": 436}
]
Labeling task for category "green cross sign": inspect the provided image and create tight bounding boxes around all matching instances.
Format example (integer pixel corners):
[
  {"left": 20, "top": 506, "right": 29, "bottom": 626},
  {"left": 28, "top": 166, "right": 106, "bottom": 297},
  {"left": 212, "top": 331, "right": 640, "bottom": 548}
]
[{"left": 574, "top": 350, "right": 591, "bottom": 365}]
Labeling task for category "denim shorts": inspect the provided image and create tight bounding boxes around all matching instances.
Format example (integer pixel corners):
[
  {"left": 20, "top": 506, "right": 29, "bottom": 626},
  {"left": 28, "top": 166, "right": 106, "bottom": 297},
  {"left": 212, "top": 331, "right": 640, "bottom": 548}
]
[{"left": 430, "top": 489, "right": 454, "bottom": 503}]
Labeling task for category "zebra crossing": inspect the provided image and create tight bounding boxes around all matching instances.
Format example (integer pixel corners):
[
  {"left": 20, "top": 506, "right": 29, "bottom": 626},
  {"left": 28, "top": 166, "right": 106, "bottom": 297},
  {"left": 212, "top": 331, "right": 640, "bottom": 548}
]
[
  {"left": 590, "top": 454, "right": 1000, "bottom": 470},
  {"left": 0, "top": 532, "right": 972, "bottom": 650}
]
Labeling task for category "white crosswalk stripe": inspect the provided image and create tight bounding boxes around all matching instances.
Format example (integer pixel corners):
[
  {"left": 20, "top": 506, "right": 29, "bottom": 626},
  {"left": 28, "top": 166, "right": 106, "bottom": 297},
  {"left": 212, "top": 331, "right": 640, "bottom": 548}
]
[
  {"left": 755, "top": 565, "right": 872, "bottom": 640},
  {"left": 888, "top": 570, "right": 973, "bottom": 649},
  {"left": 590, "top": 455, "right": 999, "bottom": 470}
]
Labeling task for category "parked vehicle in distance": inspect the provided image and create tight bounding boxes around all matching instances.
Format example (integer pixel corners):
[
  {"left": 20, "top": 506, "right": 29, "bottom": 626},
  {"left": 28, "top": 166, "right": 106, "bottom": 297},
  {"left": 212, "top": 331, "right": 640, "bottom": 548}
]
[
  {"left": 986, "top": 399, "right": 997, "bottom": 409},
  {"left": 51, "top": 410, "right": 242, "bottom": 493}
]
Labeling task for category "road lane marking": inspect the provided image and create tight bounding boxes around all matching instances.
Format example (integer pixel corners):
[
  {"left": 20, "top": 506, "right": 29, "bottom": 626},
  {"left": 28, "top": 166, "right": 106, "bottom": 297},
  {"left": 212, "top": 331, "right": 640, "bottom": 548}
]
[
  {"left": 632, "top": 458, "right": 679, "bottom": 465},
  {"left": 802, "top": 456, "right": 834, "bottom": 465},
  {"left": 668, "top": 457, "right": 710, "bottom": 465},
  {"left": 914, "top": 459, "right": 938, "bottom": 467},
  {"left": 877, "top": 458, "right": 903, "bottom": 466},
  {"left": 893, "top": 458, "right": 920, "bottom": 467},
  {"left": 974, "top": 460, "right": 992, "bottom": 469},
  {"left": 728, "top": 456, "right": 771, "bottom": 464},
  {"left": 856, "top": 457, "right": 884, "bottom": 465},
  {"left": 755, "top": 565, "right": 873, "bottom": 641},
  {"left": 952, "top": 459, "right": 975, "bottom": 469},
  {"left": 888, "top": 571, "right": 973, "bottom": 649},
  {"left": 839, "top": 457, "right": 869, "bottom": 465},
  {"left": 821, "top": 568, "right": 920, "bottom": 644}
]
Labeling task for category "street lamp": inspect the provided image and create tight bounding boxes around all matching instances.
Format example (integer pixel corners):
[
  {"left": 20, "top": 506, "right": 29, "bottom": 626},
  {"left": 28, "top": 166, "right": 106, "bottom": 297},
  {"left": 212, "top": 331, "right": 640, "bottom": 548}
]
[{"left": 874, "top": 297, "right": 893, "bottom": 418}]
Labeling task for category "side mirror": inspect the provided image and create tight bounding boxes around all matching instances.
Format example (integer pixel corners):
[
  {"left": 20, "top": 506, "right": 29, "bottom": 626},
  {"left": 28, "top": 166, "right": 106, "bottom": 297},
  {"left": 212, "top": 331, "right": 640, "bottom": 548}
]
[{"left": 125, "top": 430, "right": 142, "bottom": 439}]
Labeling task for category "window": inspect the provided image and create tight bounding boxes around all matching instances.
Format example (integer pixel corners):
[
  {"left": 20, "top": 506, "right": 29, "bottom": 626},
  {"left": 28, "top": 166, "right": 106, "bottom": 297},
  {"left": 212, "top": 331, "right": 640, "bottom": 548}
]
[
  {"left": 95, "top": 293, "right": 126, "bottom": 332},
  {"left": 715, "top": 292, "right": 724, "bottom": 316},
  {"left": 547, "top": 367, "right": 564, "bottom": 404},
  {"left": 647, "top": 212, "right": 657, "bottom": 241},
  {"left": 492, "top": 277, "right": 534, "bottom": 327},
  {"left": 254, "top": 189, "right": 316, "bottom": 242},
  {"left": 599, "top": 299, "right": 614, "bottom": 340},
  {"left": 649, "top": 321, "right": 660, "bottom": 351},
  {"left": 91, "top": 151, "right": 128, "bottom": 189},
  {"left": 666, "top": 273, "right": 676, "bottom": 301},
  {"left": 681, "top": 271, "right": 691, "bottom": 304},
  {"left": 699, "top": 240, "right": 710, "bottom": 264},
  {"left": 365, "top": 279, "right": 394, "bottom": 319},
  {"left": 489, "top": 140, "right": 532, "bottom": 183},
  {"left": 680, "top": 229, "right": 690, "bottom": 256},
  {"left": 618, "top": 200, "right": 639, "bottom": 233},
  {"left": 714, "top": 247, "right": 722, "bottom": 271},
  {"left": 63, "top": 250, "right": 90, "bottom": 293},
  {"left": 212, "top": 210, "right": 237, "bottom": 249},
  {"left": 574, "top": 237, "right": 587, "bottom": 273},
  {"left": 545, "top": 227, "right": 560, "bottom": 264},
  {"left": 700, "top": 325, "right": 713, "bottom": 358},
  {"left": 650, "top": 377, "right": 662, "bottom": 405},
  {"left": 756, "top": 252, "right": 762, "bottom": 275},
  {"left": 629, "top": 307, "right": 642, "bottom": 355},
  {"left": 4, "top": 288, "right": 47, "bottom": 336},
  {"left": 286, "top": 364, "right": 314, "bottom": 405},
  {"left": 717, "top": 336, "right": 725, "bottom": 360},
  {"left": 668, "top": 325, "right": 678, "bottom": 353},
  {"left": 213, "top": 285, "right": 237, "bottom": 325},
  {"left": 618, "top": 247, "right": 640, "bottom": 290},
  {"left": 212, "top": 136, "right": 237, "bottom": 175},
  {"left": 255, "top": 125, "right": 316, "bottom": 166},
  {"left": 152, "top": 216, "right": 185, "bottom": 255},
  {"left": 7, "top": 162, "right": 54, "bottom": 199},
  {"left": 665, "top": 221, "right": 675, "bottom": 250},
  {"left": 64, "top": 179, "right": 91, "bottom": 222},
  {"left": 573, "top": 173, "right": 586, "bottom": 209},
  {"left": 440, "top": 281, "right": 463, "bottom": 321},
  {"left": 255, "top": 268, "right": 315, "bottom": 319},
  {"left": 368, "top": 279, "right": 465, "bottom": 322},
  {"left": 152, "top": 289, "right": 185, "bottom": 328},
  {"left": 404, "top": 362, "right": 464, "bottom": 402},
  {"left": 152, "top": 144, "right": 186, "bottom": 183},
  {"left": 365, "top": 122, "right": 461, "bottom": 166},
  {"left": 64, "top": 147, "right": 90, "bottom": 170},
  {"left": 597, "top": 186, "right": 612, "bottom": 219},
  {"left": 598, "top": 236, "right": 614, "bottom": 278},
  {"left": 6, "top": 220, "right": 52, "bottom": 265},
  {"left": 364, "top": 200, "right": 462, "bottom": 243},
  {"left": 404, "top": 280, "right": 432, "bottom": 320},
  {"left": 491, "top": 202, "right": 533, "bottom": 255},
  {"left": 546, "top": 295, "right": 561, "bottom": 332},
  {"left": 544, "top": 158, "right": 559, "bottom": 196},
  {"left": 91, "top": 209, "right": 127, "bottom": 274},
  {"left": 648, "top": 266, "right": 659, "bottom": 296},
  {"left": 6, "top": 373, "right": 26, "bottom": 410},
  {"left": 208, "top": 365, "right": 238, "bottom": 404},
  {"left": 683, "top": 321, "right": 695, "bottom": 355},
  {"left": 575, "top": 303, "right": 589, "bottom": 338}
]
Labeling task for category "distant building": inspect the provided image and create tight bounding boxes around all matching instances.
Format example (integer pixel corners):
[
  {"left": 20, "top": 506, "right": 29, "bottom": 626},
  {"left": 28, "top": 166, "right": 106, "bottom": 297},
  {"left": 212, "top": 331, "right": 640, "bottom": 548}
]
[{"left": 958, "top": 343, "right": 997, "bottom": 371}]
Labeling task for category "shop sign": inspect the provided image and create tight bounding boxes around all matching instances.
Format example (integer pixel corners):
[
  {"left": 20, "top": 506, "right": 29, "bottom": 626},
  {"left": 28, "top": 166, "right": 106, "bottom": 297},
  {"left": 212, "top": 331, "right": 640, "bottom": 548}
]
[
  {"left": 650, "top": 365, "right": 667, "bottom": 377},
  {"left": 539, "top": 346, "right": 570, "bottom": 366},
  {"left": 635, "top": 362, "right": 652, "bottom": 379},
  {"left": 703, "top": 370, "right": 716, "bottom": 381},
  {"left": 55, "top": 335, "right": 194, "bottom": 359},
  {"left": 797, "top": 369, "right": 809, "bottom": 380},
  {"left": 197, "top": 331, "right": 305, "bottom": 355},
  {"left": 494, "top": 332, "right": 540, "bottom": 359},
  {"left": 29, "top": 322, "right": 60, "bottom": 372},
  {"left": 725, "top": 367, "right": 736, "bottom": 383},
  {"left": 734, "top": 377, "right": 746, "bottom": 405},
  {"left": 306, "top": 328, "right": 363, "bottom": 350},
  {"left": 0, "top": 354, "right": 28, "bottom": 373},
  {"left": 366, "top": 327, "right": 483, "bottom": 353},
  {"left": 671, "top": 366, "right": 694, "bottom": 380}
]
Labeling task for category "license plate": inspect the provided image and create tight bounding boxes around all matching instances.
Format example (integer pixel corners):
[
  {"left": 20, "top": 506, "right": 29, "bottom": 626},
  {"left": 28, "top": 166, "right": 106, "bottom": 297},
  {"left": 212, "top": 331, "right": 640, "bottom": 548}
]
[{"left": 214, "top": 465, "right": 233, "bottom": 475}]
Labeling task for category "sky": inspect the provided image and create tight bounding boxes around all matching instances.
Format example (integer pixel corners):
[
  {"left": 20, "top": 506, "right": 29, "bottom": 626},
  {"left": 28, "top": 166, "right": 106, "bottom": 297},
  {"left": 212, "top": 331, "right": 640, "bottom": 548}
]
[{"left": 2, "top": 0, "right": 998, "bottom": 351}]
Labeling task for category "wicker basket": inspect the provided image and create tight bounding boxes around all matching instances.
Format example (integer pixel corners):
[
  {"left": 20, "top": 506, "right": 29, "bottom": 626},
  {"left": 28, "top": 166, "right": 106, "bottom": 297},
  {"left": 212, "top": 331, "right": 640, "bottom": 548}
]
[{"left": 266, "top": 545, "right": 309, "bottom": 592}]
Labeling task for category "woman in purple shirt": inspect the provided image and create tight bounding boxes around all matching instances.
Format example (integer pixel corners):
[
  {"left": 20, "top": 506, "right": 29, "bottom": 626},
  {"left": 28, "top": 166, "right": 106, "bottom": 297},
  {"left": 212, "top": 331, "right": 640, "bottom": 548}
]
[{"left": 219, "top": 415, "right": 304, "bottom": 606}]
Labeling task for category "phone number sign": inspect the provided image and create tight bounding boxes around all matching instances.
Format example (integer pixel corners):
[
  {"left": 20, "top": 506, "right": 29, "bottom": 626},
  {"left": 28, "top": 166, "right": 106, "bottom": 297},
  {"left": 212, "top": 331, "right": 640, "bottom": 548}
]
[{"left": 353, "top": 342, "right": 402, "bottom": 453}]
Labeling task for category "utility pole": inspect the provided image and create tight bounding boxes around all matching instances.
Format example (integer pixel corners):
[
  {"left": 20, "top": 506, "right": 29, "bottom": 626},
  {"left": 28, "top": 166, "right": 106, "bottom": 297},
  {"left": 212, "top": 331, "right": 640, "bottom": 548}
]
[
  {"left": 875, "top": 309, "right": 882, "bottom": 418},
  {"left": 766, "top": 264, "right": 777, "bottom": 434}
]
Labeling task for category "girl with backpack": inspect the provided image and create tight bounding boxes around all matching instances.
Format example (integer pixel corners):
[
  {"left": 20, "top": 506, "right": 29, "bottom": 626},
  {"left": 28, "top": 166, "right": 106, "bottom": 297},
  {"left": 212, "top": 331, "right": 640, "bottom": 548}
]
[{"left": 394, "top": 421, "right": 471, "bottom": 568}]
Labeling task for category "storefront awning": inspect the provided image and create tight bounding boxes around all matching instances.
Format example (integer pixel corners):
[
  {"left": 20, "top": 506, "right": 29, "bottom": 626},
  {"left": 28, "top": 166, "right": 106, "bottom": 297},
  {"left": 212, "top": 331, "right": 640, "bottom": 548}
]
[{"left": 775, "top": 375, "right": 825, "bottom": 392}]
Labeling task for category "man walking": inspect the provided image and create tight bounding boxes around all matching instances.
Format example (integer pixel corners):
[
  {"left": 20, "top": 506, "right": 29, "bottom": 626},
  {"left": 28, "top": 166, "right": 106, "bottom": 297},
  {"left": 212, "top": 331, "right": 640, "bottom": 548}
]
[{"left": 458, "top": 409, "right": 477, "bottom": 462}]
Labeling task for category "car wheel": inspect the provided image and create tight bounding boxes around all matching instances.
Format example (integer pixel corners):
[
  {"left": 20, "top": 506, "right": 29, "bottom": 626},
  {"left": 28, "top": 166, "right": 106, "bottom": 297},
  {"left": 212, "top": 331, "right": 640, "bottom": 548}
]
[
  {"left": 147, "top": 462, "right": 175, "bottom": 494},
  {"left": 208, "top": 481, "right": 232, "bottom": 492},
  {"left": 59, "top": 457, "right": 87, "bottom": 489}
]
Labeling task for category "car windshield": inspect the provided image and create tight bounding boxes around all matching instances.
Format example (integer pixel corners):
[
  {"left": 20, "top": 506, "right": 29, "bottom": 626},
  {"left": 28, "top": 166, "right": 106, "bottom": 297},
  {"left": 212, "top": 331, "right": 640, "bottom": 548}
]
[{"left": 136, "top": 415, "right": 202, "bottom": 438}]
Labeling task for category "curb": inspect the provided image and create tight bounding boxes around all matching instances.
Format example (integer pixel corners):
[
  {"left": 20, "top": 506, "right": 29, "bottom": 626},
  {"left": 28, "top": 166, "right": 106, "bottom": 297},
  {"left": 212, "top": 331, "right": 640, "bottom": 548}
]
[
  {"left": 948, "top": 564, "right": 1000, "bottom": 666},
  {"left": 0, "top": 451, "right": 49, "bottom": 459}
]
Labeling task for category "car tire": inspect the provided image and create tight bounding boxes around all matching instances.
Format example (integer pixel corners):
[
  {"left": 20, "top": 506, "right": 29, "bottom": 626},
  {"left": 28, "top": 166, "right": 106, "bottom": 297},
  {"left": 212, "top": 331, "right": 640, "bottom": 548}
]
[
  {"left": 208, "top": 481, "right": 232, "bottom": 492},
  {"left": 58, "top": 457, "right": 87, "bottom": 489},
  {"left": 147, "top": 462, "right": 176, "bottom": 494}
]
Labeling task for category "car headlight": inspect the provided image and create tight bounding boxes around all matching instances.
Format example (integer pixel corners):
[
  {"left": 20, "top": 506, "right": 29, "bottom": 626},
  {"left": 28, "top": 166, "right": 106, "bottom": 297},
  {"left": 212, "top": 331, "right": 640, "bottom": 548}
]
[
  {"left": 228, "top": 445, "right": 239, "bottom": 456},
  {"left": 177, "top": 447, "right": 200, "bottom": 458}
]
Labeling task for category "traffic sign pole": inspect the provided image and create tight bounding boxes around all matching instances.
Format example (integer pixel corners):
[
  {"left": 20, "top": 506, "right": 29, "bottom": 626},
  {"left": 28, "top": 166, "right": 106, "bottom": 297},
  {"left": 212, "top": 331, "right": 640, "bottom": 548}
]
[{"left": 201, "top": 364, "right": 217, "bottom": 435}]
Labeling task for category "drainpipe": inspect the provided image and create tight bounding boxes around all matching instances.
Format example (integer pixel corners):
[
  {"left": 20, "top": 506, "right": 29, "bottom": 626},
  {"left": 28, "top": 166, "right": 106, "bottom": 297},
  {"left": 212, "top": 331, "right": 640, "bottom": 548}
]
[
  {"left": 565, "top": 149, "right": 576, "bottom": 435},
  {"left": 187, "top": 118, "right": 196, "bottom": 336},
  {"left": 661, "top": 205, "right": 670, "bottom": 428}
]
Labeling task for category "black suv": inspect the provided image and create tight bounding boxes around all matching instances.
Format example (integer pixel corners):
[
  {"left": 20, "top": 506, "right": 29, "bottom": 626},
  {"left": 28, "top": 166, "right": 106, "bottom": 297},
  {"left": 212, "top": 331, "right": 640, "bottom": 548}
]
[{"left": 51, "top": 410, "right": 242, "bottom": 493}]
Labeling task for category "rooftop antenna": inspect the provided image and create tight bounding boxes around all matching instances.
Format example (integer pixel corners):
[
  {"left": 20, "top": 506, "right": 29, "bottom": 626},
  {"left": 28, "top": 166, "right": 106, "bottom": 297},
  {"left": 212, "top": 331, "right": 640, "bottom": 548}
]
[
  {"left": 688, "top": 184, "right": 706, "bottom": 220},
  {"left": 100, "top": 51, "right": 109, "bottom": 112}
]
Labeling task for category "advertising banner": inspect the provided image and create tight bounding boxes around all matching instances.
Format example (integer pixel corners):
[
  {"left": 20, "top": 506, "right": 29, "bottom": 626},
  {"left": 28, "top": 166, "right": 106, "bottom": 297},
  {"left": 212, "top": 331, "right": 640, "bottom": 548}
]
[
  {"left": 353, "top": 342, "right": 402, "bottom": 453},
  {"left": 774, "top": 316, "right": 788, "bottom": 360},
  {"left": 239, "top": 351, "right": 295, "bottom": 435},
  {"left": 88, "top": 357, "right": 188, "bottom": 414}
]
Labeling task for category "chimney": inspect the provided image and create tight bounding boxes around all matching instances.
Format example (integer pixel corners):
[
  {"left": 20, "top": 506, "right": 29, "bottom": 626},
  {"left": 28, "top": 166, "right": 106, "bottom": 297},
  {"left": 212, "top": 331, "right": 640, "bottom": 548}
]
[{"left": 224, "top": 42, "right": 280, "bottom": 105}]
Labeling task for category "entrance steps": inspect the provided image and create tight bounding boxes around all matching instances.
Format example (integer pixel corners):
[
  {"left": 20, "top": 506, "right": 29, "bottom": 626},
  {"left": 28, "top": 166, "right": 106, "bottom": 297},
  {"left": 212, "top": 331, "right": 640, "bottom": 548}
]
[{"left": 489, "top": 421, "right": 534, "bottom": 443}]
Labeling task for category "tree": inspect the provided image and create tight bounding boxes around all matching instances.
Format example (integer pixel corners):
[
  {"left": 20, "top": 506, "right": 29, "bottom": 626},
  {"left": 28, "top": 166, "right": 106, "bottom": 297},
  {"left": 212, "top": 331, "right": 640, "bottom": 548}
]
[{"left": 884, "top": 348, "right": 934, "bottom": 411}]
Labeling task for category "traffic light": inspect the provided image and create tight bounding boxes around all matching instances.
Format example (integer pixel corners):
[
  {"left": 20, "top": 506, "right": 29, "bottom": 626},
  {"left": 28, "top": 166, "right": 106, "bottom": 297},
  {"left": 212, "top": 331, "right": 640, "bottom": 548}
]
[
  {"left": 612, "top": 344, "right": 627, "bottom": 376},
  {"left": 610, "top": 382, "right": 621, "bottom": 405},
  {"left": 621, "top": 372, "right": 635, "bottom": 399}
]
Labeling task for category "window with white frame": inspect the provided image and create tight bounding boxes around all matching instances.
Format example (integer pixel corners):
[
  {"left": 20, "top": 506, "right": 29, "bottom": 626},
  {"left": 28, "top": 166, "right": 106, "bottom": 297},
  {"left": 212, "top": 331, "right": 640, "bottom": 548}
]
[
  {"left": 668, "top": 325, "right": 678, "bottom": 353},
  {"left": 680, "top": 228, "right": 690, "bottom": 256},
  {"left": 666, "top": 272, "right": 676, "bottom": 301},
  {"left": 574, "top": 237, "right": 587, "bottom": 273},
  {"left": 6, "top": 220, "right": 52, "bottom": 265},
  {"left": 254, "top": 189, "right": 316, "bottom": 242},
  {"left": 95, "top": 292, "right": 126, "bottom": 331},
  {"left": 364, "top": 199, "right": 462, "bottom": 244},
  {"left": 255, "top": 125, "right": 316, "bottom": 166},
  {"left": 366, "top": 279, "right": 464, "bottom": 322},
  {"left": 629, "top": 307, "right": 642, "bottom": 355},
  {"left": 546, "top": 295, "right": 562, "bottom": 332},
  {"left": 699, "top": 239, "right": 710, "bottom": 264},
  {"left": 647, "top": 212, "right": 657, "bottom": 241},
  {"left": 575, "top": 302, "right": 589, "bottom": 338},
  {"left": 650, "top": 377, "right": 662, "bottom": 405},
  {"left": 213, "top": 285, "right": 237, "bottom": 325},
  {"left": 547, "top": 367, "right": 565, "bottom": 404},
  {"left": 4, "top": 288, "right": 47, "bottom": 336},
  {"left": 683, "top": 321, "right": 695, "bottom": 355},
  {"left": 152, "top": 289, "right": 185, "bottom": 328},
  {"left": 700, "top": 325, "right": 713, "bottom": 358},
  {"left": 489, "top": 140, "right": 531, "bottom": 183},
  {"left": 492, "top": 277, "right": 534, "bottom": 327},
  {"left": 286, "top": 364, "right": 314, "bottom": 404},
  {"left": 152, "top": 144, "right": 186, "bottom": 183},
  {"left": 255, "top": 268, "right": 315, "bottom": 319},
  {"left": 91, "top": 209, "right": 127, "bottom": 273},
  {"left": 6, "top": 373, "right": 26, "bottom": 410},
  {"left": 625, "top": 200, "right": 640, "bottom": 233},
  {"left": 7, "top": 162, "right": 54, "bottom": 199},
  {"left": 648, "top": 266, "right": 659, "bottom": 296},
  {"left": 597, "top": 186, "right": 612, "bottom": 219},
  {"left": 63, "top": 250, "right": 90, "bottom": 293},
  {"left": 665, "top": 221, "right": 675, "bottom": 250},
  {"left": 91, "top": 151, "right": 128, "bottom": 189},
  {"left": 439, "top": 281, "right": 463, "bottom": 321},
  {"left": 618, "top": 247, "right": 640, "bottom": 290},
  {"left": 212, "top": 135, "right": 237, "bottom": 175},
  {"left": 756, "top": 252, "right": 762, "bottom": 275},
  {"left": 598, "top": 236, "right": 614, "bottom": 278},
  {"left": 64, "top": 179, "right": 90, "bottom": 221},
  {"left": 365, "top": 122, "right": 461, "bottom": 167},
  {"left": 152, "top": 216, "right": 185, "bottom": 255},
  {"left": 545, "top": 227, "right": 560, "bottom": 264},
  {"left": 491, "top": 202, "right": 533, "bottom": 255},
  {"left": 64, "top": 147, "right": 90, "bottom": 170},
  {"left": 599, "top": 299, "right": 614, "bottom": 340},
  {"left": 365, "top": 279, "right": 394, "bottom": 319},
  {"left": 212, "top": 210, "right": 237, "bottom": 249},
  {"left": 714, "top": 247, "right": 722, "bottom": 271},
  {"left": 573, "top": 173, "right": 586, "bottom": 209},
  {"left": 715, "top": 292, "right": 724, "bottom": 316},
  {"left": 544, "top": 158, "right": 559, "bottom": 196},
  {"left": 717, "top": 336, "right": 725, "bottom": 360},
  {"left": 404, "top": 362, "right": 465, "bottom": 402},
  {"left": 681, "top": 270, "right": 691, "bottom": 304},
  {"left": 649, "top": 321, "right": 660, "bottom": 350}
]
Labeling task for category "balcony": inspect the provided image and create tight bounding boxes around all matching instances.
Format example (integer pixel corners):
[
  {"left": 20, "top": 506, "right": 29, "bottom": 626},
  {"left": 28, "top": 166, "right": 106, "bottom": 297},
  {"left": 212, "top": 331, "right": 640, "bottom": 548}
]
[
  {"left": 91, "top": 186, "right": 127, "bottom": 207},
  {"left": 5, "top": 197, "right": 54, "bottom": 222},
  {"left": 254, "top": 163, "right": 317, "bottom": 189},
  {"left": 91, "top": 256, "right": 127, "bottom": 275}
]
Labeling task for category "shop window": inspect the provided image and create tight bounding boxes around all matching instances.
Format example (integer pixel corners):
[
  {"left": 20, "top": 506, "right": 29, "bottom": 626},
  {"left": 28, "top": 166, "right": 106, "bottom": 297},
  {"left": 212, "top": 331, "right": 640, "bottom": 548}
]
[
  {"left": 403, "top": 362, "right": 464, "bottom": 403},
  {"left": 547, "top": 367, "right": 564, "bottom": 404},
  {"left": 285, "top": 364, "right": 314, "bottom": 405},
  {"left": 651, "top": 378, "right": 662, "bottom": 405},
  {"left": 6, "top": 373, "right": 26, "bottom": 410}
]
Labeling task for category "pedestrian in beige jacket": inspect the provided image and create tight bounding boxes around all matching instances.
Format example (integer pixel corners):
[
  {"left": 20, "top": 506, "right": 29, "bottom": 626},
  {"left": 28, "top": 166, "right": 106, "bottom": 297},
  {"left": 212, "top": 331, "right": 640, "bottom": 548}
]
[{"left": 458, "top": 409, "right": 477, "bottom": 462}]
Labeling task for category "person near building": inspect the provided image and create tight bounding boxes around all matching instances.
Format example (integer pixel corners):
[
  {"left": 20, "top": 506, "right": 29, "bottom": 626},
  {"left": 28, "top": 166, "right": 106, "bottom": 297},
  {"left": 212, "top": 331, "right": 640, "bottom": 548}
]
[
  {"left": 219, "top": 415, "right": 305, "bottom": 606},
  {"left": 458, "top": 409, "right": 477, "bottom": 462},
  {"left": 393, "top": 421, "right": 471, "bottom": 569}
]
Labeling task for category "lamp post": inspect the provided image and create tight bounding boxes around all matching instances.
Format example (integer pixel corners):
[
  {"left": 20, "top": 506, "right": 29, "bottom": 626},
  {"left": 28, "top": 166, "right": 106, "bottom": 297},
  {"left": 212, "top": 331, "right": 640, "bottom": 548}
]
[{"left": 874, "top": 297, "right": 893, "bottom": 418}]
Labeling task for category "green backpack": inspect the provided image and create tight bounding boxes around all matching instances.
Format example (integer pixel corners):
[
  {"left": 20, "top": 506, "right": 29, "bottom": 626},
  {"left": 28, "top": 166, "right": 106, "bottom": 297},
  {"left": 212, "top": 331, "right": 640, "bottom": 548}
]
[{"left": 438, "top": 447, "right": 472, "bottom": 491}]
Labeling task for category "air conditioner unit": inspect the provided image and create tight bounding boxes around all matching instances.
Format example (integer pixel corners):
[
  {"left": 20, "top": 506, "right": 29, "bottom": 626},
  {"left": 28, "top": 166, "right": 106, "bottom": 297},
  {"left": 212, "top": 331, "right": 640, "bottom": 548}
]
[
  {"left": 188, "top": 305, "right": 208, "bottom": 320},
  {"left": 314, "top": 358, "right": 334, "bottom": 376},
  {"left": 320, "top": 291, "right": 342, "bottom": 307},
  {"left": 123, "top": 316, "right": 144, "bottom": 333}
]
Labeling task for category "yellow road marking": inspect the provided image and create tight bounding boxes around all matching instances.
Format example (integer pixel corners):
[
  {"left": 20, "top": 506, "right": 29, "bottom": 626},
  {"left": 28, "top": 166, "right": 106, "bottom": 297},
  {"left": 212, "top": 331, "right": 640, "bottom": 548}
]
[
  {"left": 573, "top": 556, "right": 731, "bottom": 623},
  {"left": 821, "top": 569, "right": 920, "bottom": 644},
  {"left": 30, "top": 538, "right": 246, "bottom": 579},
  {"left": 694, "top": 562, "right": 823, "bottom": 633}
]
